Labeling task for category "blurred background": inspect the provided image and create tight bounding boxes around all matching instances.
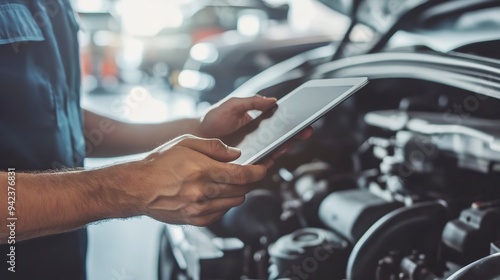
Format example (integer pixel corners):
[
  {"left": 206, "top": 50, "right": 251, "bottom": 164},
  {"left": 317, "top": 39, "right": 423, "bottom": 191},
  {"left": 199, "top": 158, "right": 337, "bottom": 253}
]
[
  {"left": 76, "top": 0, "right": 348, "bottom": 279},
  {"left": 77, "top": 0, "right": 348, "bottom": 118},
  {"left": 74, "top": 0, "right": 500, "bottom": 279}
]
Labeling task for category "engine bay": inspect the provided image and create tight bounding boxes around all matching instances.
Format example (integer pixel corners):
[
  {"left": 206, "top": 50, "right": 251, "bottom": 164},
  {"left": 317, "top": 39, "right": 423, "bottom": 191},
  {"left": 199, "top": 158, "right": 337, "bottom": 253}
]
[{"left": 158, "top": 1, "right": 500, "bottom": 279}]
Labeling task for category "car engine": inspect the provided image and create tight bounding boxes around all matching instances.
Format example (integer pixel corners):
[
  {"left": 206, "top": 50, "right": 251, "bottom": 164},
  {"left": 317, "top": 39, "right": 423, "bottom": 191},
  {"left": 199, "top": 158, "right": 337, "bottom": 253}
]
[{"left": 158, "top": 0, "right": 500, "bottom": 279}]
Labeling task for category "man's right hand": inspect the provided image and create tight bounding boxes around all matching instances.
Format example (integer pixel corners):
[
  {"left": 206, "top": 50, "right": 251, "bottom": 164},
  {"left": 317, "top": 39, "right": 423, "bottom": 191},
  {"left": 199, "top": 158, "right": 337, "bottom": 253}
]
[
  {"left": 0, "top": 136, "right": 274, "bottom": 244},
  {"left": 117, "top": 135, "right": 267, "bottom": 227}
]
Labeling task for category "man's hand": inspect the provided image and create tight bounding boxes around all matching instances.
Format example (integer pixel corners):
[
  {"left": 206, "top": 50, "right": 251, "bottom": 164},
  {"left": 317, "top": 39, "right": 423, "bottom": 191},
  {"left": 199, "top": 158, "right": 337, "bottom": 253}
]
[
  {"left": 83, "top": 95, "right": 311, "bottom": 158},
  {"left": 0, "top": 135, "right": 266, "bottom": 243},
  {"left": 122, "top": 135, "right": 266, "bottom": 226},
  {"left": 198, "top": 95, "right": 277, "bottom": 138},
  {"left": 198, "top": 95, "right": 313, "bottom": 167}
]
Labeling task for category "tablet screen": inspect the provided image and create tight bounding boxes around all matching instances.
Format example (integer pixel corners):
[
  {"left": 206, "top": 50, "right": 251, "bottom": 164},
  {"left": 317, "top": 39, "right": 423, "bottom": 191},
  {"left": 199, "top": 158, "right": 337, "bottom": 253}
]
[{"left": 223, "top": 82, "right": 357, "bottom": 165}]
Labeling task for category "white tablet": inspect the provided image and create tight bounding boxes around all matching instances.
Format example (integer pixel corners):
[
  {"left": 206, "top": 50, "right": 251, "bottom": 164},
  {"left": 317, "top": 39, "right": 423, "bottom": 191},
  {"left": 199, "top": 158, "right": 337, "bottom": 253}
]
[{"left": 223, "top": 77, "right": 369, "bottom": 165}]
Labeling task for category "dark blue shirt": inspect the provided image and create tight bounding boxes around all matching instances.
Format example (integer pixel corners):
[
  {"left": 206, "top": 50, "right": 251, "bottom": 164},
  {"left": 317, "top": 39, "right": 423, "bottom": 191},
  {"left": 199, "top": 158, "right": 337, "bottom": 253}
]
[{"left": 0, "top": 0, "right": 87, "bottom": 278}]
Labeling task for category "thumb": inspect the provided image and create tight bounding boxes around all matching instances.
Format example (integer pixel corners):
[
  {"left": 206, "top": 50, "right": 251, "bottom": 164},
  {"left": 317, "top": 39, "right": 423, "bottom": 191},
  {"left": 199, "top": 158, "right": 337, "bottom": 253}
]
[{"left": 177, "top": 137, "right": 241, "bottom": 162}]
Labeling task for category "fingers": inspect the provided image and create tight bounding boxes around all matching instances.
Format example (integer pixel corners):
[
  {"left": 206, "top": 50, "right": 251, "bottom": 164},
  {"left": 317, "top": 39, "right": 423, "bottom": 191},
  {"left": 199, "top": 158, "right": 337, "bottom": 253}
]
[
  {"left": 226, "top": 95, "right": 277, "bottom": 115},
  {"left": 144, "top": 130, "right": 276, "bottom": 227},
  {"left": 188, "top": 210, "right": 230, "bottom": 227},
  {"left": 176, "top": 136, "right": 241, "bottom": 162},
  {"left": 194, "top": 196, "right": 246, "bottom": 215},
  {"left": 176, "top": 137, "right": 267, "bottom": 184},
  {"left": 260, "top": 126, "right": 314, "bottom": 168},
  {"left": 202, "top": 182, "right": 255, "bottom": 198},
  {"left": 189, "top": 195, "right": 250, "bottom": 226},
  {"left": 168, "top": 136, "right": 267, "bottom": 185},
  {"left": 210, "top": 163, "right": 267, "bottom": 185},
  {"left": 260, "top": 159, "right": 275, "bottom": 170},
  {"left": 297, "top": 126, "right": 314, "bottom": 140}
]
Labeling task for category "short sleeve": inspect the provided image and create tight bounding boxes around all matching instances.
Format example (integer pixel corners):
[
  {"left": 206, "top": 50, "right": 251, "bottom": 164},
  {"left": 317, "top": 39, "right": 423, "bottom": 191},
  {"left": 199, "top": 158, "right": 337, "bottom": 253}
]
[{"left": 0, "top": 3, "right": 44, "bottom": 45}]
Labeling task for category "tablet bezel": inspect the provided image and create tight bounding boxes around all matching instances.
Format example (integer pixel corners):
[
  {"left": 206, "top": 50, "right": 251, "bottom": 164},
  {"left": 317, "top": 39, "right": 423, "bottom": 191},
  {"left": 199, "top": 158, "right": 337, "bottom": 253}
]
[{"left": 234, "top": 77, "right": 369, "bottom": 165}]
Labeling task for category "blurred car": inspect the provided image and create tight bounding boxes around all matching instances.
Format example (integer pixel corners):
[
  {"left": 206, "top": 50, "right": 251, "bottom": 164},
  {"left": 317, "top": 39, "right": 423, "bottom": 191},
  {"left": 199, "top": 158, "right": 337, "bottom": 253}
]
[
  {"left": 178, "top": 30, "right": 336, "bottom": 104},
  {"left": 159, "top": 0, "right": 500, "bottom": 279},
  {"left": 138, "top": 0, "right": 290, "bottom": 89},
  {"left": 74, "top": 0, "right": 289, "bottom": 92},
  {"left": 177, "top": 0, "right": 349, "bottom": 104}
]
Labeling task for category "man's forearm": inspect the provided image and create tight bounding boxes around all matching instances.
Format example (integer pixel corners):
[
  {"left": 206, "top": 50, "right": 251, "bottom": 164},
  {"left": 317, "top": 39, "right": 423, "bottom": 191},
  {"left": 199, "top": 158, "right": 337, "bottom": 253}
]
[
  {"left": 84, "top": 109, "right": 203, "bottom": 157},
  {"left": 0, "top": 165, "right": 136, "bottom": 243},
  {"left": 0, "top": 135, "right": 271, "bottom": 244}
]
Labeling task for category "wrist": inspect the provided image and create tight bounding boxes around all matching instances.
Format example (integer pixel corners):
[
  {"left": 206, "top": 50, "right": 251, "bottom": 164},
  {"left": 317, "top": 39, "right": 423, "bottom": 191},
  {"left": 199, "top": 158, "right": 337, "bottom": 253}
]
[
  {"left": 187, "top": 117, "right": 208, "bottom": 138},
  {"left": 88, "top": 163, "right": 143, "bottom": 219}
]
